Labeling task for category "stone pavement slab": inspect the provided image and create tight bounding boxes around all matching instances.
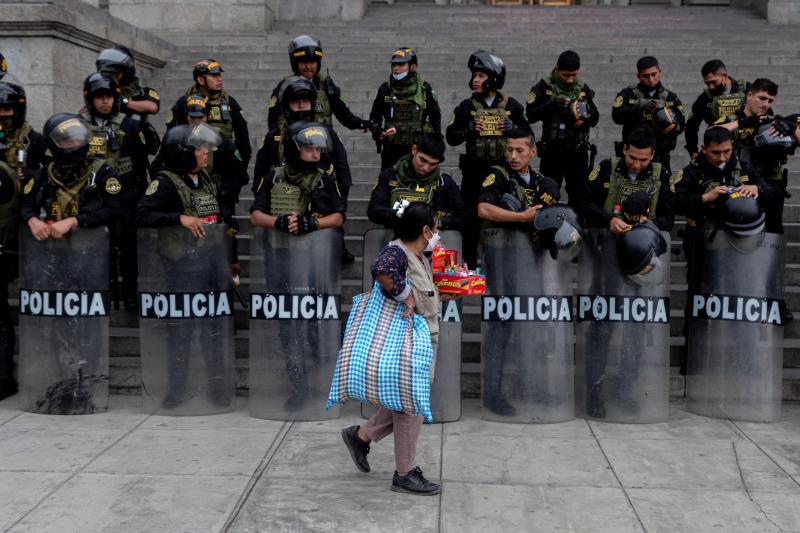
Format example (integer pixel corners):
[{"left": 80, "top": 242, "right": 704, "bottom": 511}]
[
  {"left": 0, "top": 426, "right": 125, "bottom": 473},
  {"left": 0, "top": 472, "right": 70, "bottom": 531},
  {"left": 735, "top": 407, "right": 800, "bottom": 445}
]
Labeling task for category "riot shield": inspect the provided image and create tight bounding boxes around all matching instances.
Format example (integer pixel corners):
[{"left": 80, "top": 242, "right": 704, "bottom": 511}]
[
  {"left": 137, "top": 225, "right": 235, "bottom": 415},
  {"left": 18, "top": 228, "right": 110, "bottom": 414},
  {"left": 249, "top": 227, "right": 342, "bottom": 421},
  {"left": 481, "top": 228, "right": 574, "bottom": 423},
  {"left": 686, "top": 232, "right": 784, "bottom": 422},
  {"left": 574, "top": 229, "right": 670, "bottom": 423},
  {"left": 361, "top": 229, "right": 463, "bottom": 423}
]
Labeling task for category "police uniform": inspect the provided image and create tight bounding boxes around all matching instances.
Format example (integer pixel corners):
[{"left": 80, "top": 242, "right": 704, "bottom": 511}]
[
  {"left": 118, "top": 77, "right": 162, "bottom": 157},
  {"left": 268, "top": 73, "right": 365, "bottom": 132},
  {"left": 367, "top": 153, "right": 465, "bottom": 229},
  {"left": 250, "top": 162, "right": 346, "bottom": 220},
  {"left": 527, "top": 73, "right": 600, "bottom": 207},
  {"left": 446, "top": 92, "right": 527, "bottom": 266},
  {"left": 582, "top": 157, "right": 675, "bottom": 232},
  {"left": 369, "top": 74, "right": 441, "bottom": 169},
  {"left": 684, "top": 78, "right": 747, "bottom": 156},
  {"left": 611, "top": 83, "right": 686, "bottom": 170},
  {"left": 477, "top": 163, "right": 561, "bottom": 228},
  {"left": 252, "top": 125, "right": 352, "bottom": 202}
]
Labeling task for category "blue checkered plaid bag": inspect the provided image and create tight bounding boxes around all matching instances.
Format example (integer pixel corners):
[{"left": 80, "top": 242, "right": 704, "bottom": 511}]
[{"left": 326, "top": 282, "right": 434, "bottom": 423}]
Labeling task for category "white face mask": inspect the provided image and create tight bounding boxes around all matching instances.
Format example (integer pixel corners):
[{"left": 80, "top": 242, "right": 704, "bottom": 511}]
[
  {"left": 717, "top": 162, "right": 727, "bottom": 170},
  {"left": 425, "top": 231, "right": 441, "bottom": 252},
  {"left": 392, "top": 71, "right": 409, "bottom": 81}
]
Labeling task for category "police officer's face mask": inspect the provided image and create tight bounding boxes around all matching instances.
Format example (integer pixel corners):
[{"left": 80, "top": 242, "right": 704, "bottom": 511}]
[
  {"left": 0, "top": 113, "right": 15, "bottom": 133},
  {"left": 392, "top": 71, "right": 409, "bottom": 81}
]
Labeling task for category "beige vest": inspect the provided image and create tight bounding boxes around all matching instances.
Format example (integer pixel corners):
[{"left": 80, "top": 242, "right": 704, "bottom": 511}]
[{"left": 391, "top": 239, "right": 441, "bottom": 341}]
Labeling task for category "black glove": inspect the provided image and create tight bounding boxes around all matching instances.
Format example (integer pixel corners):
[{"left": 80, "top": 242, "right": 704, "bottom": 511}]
[
  {"left": 637, "top": 98, "right": 659, "bottom": 114},
  {"left": 296, "top": 215, "right": 320, "bottom": 235},
  {"left": 467, "top": 120, "right": 478, "bottom": 132},
  {"left": 556, "top": 96, "right": 571, "bottom": 108},
  {"left": 227, "top": 217, "right": 240, "bottom": 233},
  {"left": 274, "top": 214, "right": 292, "bottom": 233},
  {"left": 772, "top": 116, "right": 795, "bottom": 137},
  {"left": 738, "top": 114, "right": 769, "bottom": 130},
  {"left": 502, "top": 118, "right": 513, "bottom": 131},
  {"left": 359, "top": 119, "right": 371, "bottom": 132}
]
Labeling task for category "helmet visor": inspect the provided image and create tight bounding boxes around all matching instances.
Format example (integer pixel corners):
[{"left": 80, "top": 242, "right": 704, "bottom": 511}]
[
  {"left": 554, "top": 221, "right": 583, "bottom": 262},
  {"left": 185, "top": 123, "right": 222, "bottom": 150},
  {"left": 727, "top": 223, "right": 766, "bottom": 254},
  {"left": 627, "top": 253, "right": 667, "bottom": 287},
  {"left": 97, "top": 48, "right": 134, "bottom": 71},
  {"left": 292, "top": 125, "right": 332, "bottom": 153},
  {"left": 48, "top": 118, "right": 91, "bottom": 153}
]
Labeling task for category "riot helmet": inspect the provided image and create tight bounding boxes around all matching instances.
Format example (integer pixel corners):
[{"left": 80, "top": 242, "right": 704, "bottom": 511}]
[
  {"left": 96, "top": 46, "right": 135, "bottom": 82},
  {"left": 390, "top": 47, "right": 418, "bottom": 67},
  {"left": 468, "top": 50, "right": 506, "bottom": 92},
  {"left": 185, "top": 93, "right": 209, "bottom": 121},
  {"left": 0, "top": 81, "right": 27, "bottom": 130},
  {"left": 533, "top": 204, "right": 584, "bottom": 261},
  {"left": 752, "top": 122, "right": 797, "bottom": 159},
  {"left": 192, "top": 58, "right": 224, "bottom": 81},
  {"left": 282, "top": 120, "right": 332, "bottom": 171},
  {"left": 0, "top": 52, "right": 6, "bottom": 80},
  {"left": 83, "top": 72, "right": 121, "bottom": 117},
  {"left": 289, "top": 35, "right": 323, "bottom": 75},
  {"left": 161, "top": 123, "right": 221, "bottom": 173},
  {"left": 569, "top": 100, "right": 590, "bottom": 127},
  {"left": 653, "top": 106, "right": 678, "bottom": 134},
  {"left": 43, "top": 113, "right": 92, "bottom": 178},
  {"left": 721, "top": 192, "right": 765, "bottom": 253},
  {"left": 616, "top": 221, "right": 668, "bottom": 287},
  {"left": 278, "top": 76, "right": 317, "bottom": 124}
]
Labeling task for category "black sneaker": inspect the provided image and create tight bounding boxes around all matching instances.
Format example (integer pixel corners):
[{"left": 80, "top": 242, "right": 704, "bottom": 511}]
[
  {"left": 341, "top": 247, "right": 355, "bottom": 264},
  {"left": 341, "top": 426, "right": 370, "bottom": 473},
  {"left": 391, "top": 466, "right": 440, "bottom": 496}
]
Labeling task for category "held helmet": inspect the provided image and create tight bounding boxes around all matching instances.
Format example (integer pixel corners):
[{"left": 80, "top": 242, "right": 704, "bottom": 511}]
[
  {"left": 161, "top": 123, "right": 221, "bottom": 173},
  {"left": 533, "top": 204, "right": 584, "bottom": 261},
  {"left": 96, "top": 45, "right": 136, "bottom": 82},
  {"left": 0, "top": 52, "right": 6, "bottom": 80},
  {"left": 289, "top": 35, "right": 323, "bottom": 75},
  {"left": 468, "top": 50, "right": 506, "bottom": 92},
  {"left": 752, "top": 122, "right": 797, "bottom": 159},
  {"left": 0, "top": 81, "right": 27, "bottom": 129},
  {"left": 192, "top": 58, "right": 224, "bottom": 82},
  {"left": 616, "top": 221, "right": 668, "bottom": 287},
  {"left": 569, "top": 99, "right": 590, "bottom": 127},
  {"left": 43, "top": 114, "right": 92, "bottom": 176},
  {"left": 83, "top": 72, "right": 121, "bottom": 116},
  {"left": 282, "top": 120, "right": 332, "bottom": 169},
  {"left": 185, "top": 93, "right": 209, "bottom": 120},
  {"left": 390, "top": 47, "right": 418, "bottom": 67},
  {"left": 653, "top": 106, "right": 678, "bottom": 134},
  {"left": 278, "top": 76, "right": 317, "bottom": 123},
  {"left": 721, "top": 191, "right": 765, "bottom": 253}
]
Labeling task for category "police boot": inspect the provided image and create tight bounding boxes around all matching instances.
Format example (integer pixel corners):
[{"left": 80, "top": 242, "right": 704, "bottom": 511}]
[{"left": 482, "top": 389, "right": 516, "bottom": 417}]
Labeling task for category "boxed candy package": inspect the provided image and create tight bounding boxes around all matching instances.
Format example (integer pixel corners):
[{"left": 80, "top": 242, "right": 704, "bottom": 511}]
[{"left": 431, "top": 244, "right": 486, "bottom": 295}]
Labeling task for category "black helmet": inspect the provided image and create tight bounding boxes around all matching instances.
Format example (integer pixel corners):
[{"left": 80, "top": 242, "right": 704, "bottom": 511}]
[
  {"left": 289, "top": 35, "right": 323, "bottom": 75},
  {"left": 185, "top": 93, "right": 209, "bottom": 119},
  {"left": 569, "top": 99, "right": 590, "bottom": 127},
  {"left": 192, "top": 58, "right": 224, "bottom": 82},
  {"left": 652, "top": 106, "right": 678, "bottom": 134},
  {"left": 390, "top": 47, "right": 417, "bottom": 67},
  {"left": 468, "top": 50, "right": 506, "bottom": 91},
  {"left": 721, "top": 192, "right": 765, "bottom": 253},
  {"left": 161, "top": 123, "right": 221, "bottom": 173},
  {"left": 96, "top": 46, "right": 135, "bottom": 81},
  {"left": 752, "top": 122, "right": 797, "bottom": 159},
  {"left": 83, "top": 72, "right": 121, "bottom": 116},
  {"left": 533, "top": 204, "right": 584, "bottom": 261},
  {"left": 282, "top": 120, "right": 332, "bottom": 169},
  {"left": 0, "top": 81, "right": 27, "bottom": 129},
  {"left": 0, "top": 52, "right": 6, "bottom": 80},
  {"left": 616, "top": 221, "right": 668, "bottom": 286},
  {"left": 43, "top": 113, "right": 92, "bottom": 173},
  {"left": 278, "top": 76, "right": 317, "bottom": 123}
]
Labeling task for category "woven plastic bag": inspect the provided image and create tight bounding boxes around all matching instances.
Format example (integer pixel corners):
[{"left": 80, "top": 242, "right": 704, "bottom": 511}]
[{"left": 326, "top": 282, "right": 434, "bottom": 422}]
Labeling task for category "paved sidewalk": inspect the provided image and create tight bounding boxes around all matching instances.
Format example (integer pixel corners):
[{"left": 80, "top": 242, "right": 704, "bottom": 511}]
[{"left": 0, "top": 395, "right": 798, "bottom": 532}]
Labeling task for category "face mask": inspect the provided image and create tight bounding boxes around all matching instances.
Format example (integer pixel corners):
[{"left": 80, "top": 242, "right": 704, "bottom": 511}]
[
  {"left": 718, "top": 162, "right": 727, "bottom": 170},
  {"left": 0, "top": 116, "right": 15, "bottom": 133},
  {"left": 392, "top": 71, "right": 409, "bottom": 81},
  {"left": 425, "top": 230, "right": 441, "bottom": 252}
]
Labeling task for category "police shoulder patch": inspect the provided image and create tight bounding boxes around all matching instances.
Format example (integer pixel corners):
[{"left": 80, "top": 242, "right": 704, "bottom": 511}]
[
  {"left": 482, "top": 173, "right": 496, "bottom": 188},
  {"left": 613, "top": 95, "right": 624, "bottom": 108},
  {"left": 448, "top": 114, "right": 455, "bottom": 126},
  {"left": 669, "top": 170, "right": 683, "bottom": 192},
  {"left": 23, "top": 178, "right": 34, "bottom": 195},
  {"left": 165, "top": 111, "right": 173, "bottom": 125},
  {"left": 588, "top": 166, "right": 601, "bottom": 181},
  {"left": 148, "top": 89, "right": 160, "bottom": 101},
  {"left": 388, "top": 180, "right": 398, "bottom": 187},
  {"left": 105, "top": 177, "right": 122, "bottom": 195},
  {"left": 268, "top": 95, "right": 277, "bottom": 109},
  {"left": 740, "top": 175, "right": 749, "bottom": 183},
  {"left": 327, "top": 163, "right": 334, "bottom": 176},
  {"left": 527, "top": 92, "right": 536, "bottom": 104},
  {"left": 145, "top": 180, "right": 159, "bottom": 196}
]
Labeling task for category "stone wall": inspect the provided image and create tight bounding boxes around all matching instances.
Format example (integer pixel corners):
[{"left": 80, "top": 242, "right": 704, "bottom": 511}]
[{"left": 107, "top": 0, "right": 275, "bottom": 33}]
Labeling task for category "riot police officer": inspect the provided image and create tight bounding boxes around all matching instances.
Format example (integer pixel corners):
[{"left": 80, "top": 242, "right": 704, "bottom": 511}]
[
  {"left": 267, "top": 36, "right": 369, "bottom": 134},
  {"left": 684, "top": 59, "right": 747, "bottom": 160},
  {"left": 527, "top": 50, "right": 599, "bottom": 209},
  {"left": 250, "top": 121, "right": 345, "bottom": 409},
  {"left": 368, "top": 132, "right": 464, "bottom": 230},
  {"left": 446, "top": 49, "right": 528, "bottom": 268},
  {"left": 20, "top": 114, "right": 125, "bottom": 240},
  {"left": 715, "top": 79, "right": 799, "bottom": 234},
  {"left": 167, "top": 59, "right": 251, "bottom": 208},
  {"left": 0, "top": 81, "right": 46, "bottom": 399},
  {"left": 369, "top": 47, "right": 441, "bottom": 170},
  {"left": 81, "top": 72, "right": 149, "bottom": 309},
  {"left": 583, "top": 128, "right": 675, "bottom": 234},
  {"left": 96, "top": 45, "right": 161, "bottom": 157},
  {"left": 611, "top": 56, "right": 686, "bottom": 171}
]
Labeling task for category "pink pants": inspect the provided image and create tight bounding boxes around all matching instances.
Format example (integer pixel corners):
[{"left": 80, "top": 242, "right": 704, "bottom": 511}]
[{"left": 361, "top": 407, "right": 423, "bottom": 474}]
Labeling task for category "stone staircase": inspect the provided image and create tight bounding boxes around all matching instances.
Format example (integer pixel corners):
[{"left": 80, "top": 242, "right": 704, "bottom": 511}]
[{"left": 64, "top": 4, "right": 800, "bottom": 397}]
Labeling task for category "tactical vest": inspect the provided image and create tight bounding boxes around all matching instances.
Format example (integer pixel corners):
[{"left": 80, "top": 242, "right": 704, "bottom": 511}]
[
  {"left": 603, "top": 158, "right": 661, "bottom": 217},
  {"left": 629, "top": 85, "right": 675, "bottom": 124},
  {"left": 81, "top": 112, "right": 134, "bottom": 178},
  {"left": 269, "top": 165, "right": 323, "bottom": 217},
  {"left": 2, "top": 123, "right": 32, "bottom": 171},
  {"left": 492, "top": 165, "right": 547, "bottom": 210},
  {"left": 206, "top": 92, "right": 235, "bottom": 143},
  {"left": 699, "top": 159, "right": 746, "bottom": 192},
  {"left": 388, "top": 157, "right": 440, "bottom": 207},
  {"left": 704, "top": 81, "right": 747, "bottom": 124},
  {"left": 466, "top": 98, "right": 508, "bottom": 162},
  {"left": 383, "top": 80, "right": 429, "bottom": 146},
  {"left": 45, "top": 159, "right": 106, "bottom": 222},
  {"left": 161, "top": 169, "right": 220, "bottom": 220},
  {"left": 314, "top": 74, "right": 333, "bottom": 126},
  {"left": 0, "top": 161, "right": 20, "bottom": 242},
  {"left": 542, "top": 78, "right": 589, "bottom": 145}
]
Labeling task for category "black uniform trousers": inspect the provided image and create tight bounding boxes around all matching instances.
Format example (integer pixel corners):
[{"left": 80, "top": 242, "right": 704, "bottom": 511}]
[{"left": 539, "top": 141, "right": 590, "bottom": 209}]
